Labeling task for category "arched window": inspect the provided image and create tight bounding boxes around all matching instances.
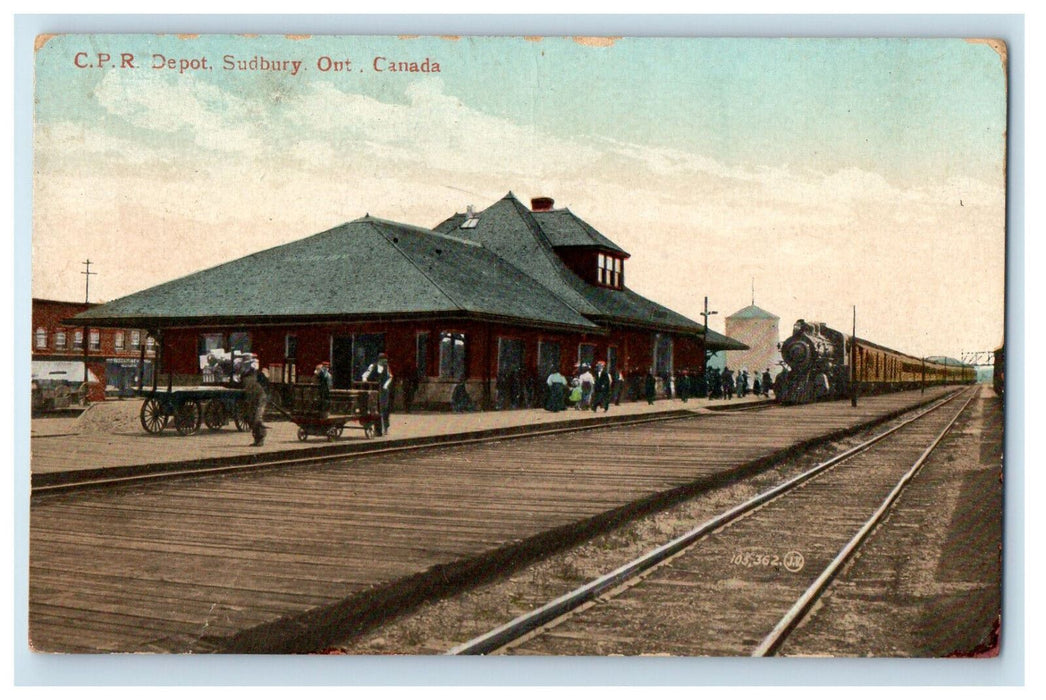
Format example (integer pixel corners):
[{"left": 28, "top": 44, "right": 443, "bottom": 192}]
[{"left": 35, "top": 327, "right": 47, "bottom": 349}]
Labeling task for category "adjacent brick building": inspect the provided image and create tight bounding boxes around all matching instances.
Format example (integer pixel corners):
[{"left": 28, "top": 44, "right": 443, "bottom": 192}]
[{"left": 32, "top": 298, "right": 155, "bottom": 405}]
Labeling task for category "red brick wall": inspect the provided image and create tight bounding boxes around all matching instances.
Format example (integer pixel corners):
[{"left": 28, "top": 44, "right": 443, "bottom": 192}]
[
  {"left": 32, "top": 299, "right": 155, "bottom": 401},
  {"left": 158, "top": 319, "right": 704, "bottom": 397}
]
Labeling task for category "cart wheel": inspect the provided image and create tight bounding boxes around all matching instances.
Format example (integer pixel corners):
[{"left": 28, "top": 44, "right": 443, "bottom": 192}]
[
  {"left": 234, "top": 402, "right": 249, "bottom": 432},
  {"left": 140, "top": 398, "right": 168, "bottom": 434},
  {"left": 203, "top": 399, "right": 227, "bottom": 430},
  {"left": 363, "top": 422, "right": 374, "bottom": 439},
  {"left": 297, "top": 427, "right": 308, "bottom": 442},
  {"left": 174, "top": 400, "right": 201, "bottom": 436},
  {"left": 326, "top": 425, "right": 339, "bottom": 441},
  {"left": 335, "top": 425, "right": 345, "bottom": 438}
]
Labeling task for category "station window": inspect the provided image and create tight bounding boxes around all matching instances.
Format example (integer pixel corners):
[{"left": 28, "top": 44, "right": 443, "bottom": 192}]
[
  {"left": 285, "top": 334, "right": 297, "bottom": 360},
  {"left": 73, "top": 330, "right": 83, "bottom": 349},
  {"left": 229, "top": 332, "right": 251, "bottom": 353},
  {"left": 115, "top": 331, "right": 125, "bottom": 351},
  {"left": 35, "top": 327, "right": 47, "bottom": 349},
  {"left": 537, "top": 341, "right": 561, "bottom": 378},
  {"left": 131, "top": 331, "right": 141, "bottom": 351},
  {"left": 439, "top": 331, "right": 467, "bottom": 379},
  {"left": 55, "top": 331, "right": 66, "bottom": 350},
  {"left": 416, "top": 332, "right": 430, "bottom": 378},
  {"left": 198, "top": 333, "right": 225, "bottom": 356},
  {"left": 89, "top": 330, "right": 100, "bottom": 351},
  {"left": 578, "top": 343, "right": 597, "bottom": 369},
  {"left": 653, "top": 333, "right": 673, "bottom": 377},
  {"left": 596, "top": 254, "right": 622, "bottom": 289}
]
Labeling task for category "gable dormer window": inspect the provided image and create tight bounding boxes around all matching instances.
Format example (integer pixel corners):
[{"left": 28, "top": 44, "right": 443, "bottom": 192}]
[{"left": 597, "top": 253, "right": 623, "bottom": 289}]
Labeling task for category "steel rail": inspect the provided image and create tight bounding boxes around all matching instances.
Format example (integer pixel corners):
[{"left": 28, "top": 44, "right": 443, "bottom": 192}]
[
  {"left": 446, "top": 387, "right": 971, "bottom": 656},
  {"left": 751, "top": 386, "right": 979, "bottom": 656}
]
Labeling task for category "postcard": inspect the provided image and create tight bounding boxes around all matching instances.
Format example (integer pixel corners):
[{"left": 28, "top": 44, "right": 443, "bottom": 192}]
[{"left": 28, "top": 33, "right": 1007, "bottom": 661}]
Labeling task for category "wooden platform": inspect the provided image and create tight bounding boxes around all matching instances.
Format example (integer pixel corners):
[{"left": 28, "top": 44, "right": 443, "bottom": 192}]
[{"left": 28, "top": 387, "right": 957, "bottom": 653}]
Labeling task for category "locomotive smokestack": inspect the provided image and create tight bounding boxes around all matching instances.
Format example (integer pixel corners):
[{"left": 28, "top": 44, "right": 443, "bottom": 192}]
[{"left": 531, "top": 197, "right": 554, "bottom": 212}]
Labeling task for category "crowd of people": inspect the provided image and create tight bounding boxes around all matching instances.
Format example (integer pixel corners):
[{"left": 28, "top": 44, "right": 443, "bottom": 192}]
[
  {"left": 242, "top": 353, "right": 778, "bottom": 445},
  {"left": 541, "top": 362, "right": 776, "bottom": 412},
  {"left": 704, "top": 366, "right": 775, "bottom": 400}
]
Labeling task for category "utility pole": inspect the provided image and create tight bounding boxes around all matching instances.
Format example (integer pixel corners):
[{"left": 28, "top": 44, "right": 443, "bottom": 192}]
[
  {"left": 701, "top": 296, "right": 718, "bottom": 398},
  {"left": 81, "top": 259, "right": 97, "bottom": 403},
  {"left": 850, "top": 305, "right": 857, "bottom": 407},
  {"left": 82, "top": 259, "right": 96, "bottom": 303}
]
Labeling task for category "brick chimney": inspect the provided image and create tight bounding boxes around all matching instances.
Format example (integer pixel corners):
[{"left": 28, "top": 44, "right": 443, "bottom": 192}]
[{"left": 530, "top": 197, "right": 554, "bottom": 212}]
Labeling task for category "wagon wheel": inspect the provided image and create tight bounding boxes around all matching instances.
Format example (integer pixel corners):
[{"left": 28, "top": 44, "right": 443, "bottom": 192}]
[
  {"left": 233, "top": 401, "right": 250, "bottom": 432},
  {"left": 297, "top": 427, "right": 308, "bottom": 442},
  {"left": 140, "top": 398, "right": 168, "bottom": 434},
  {"left": 363, "top": 422, "right": 374, "bottom": 439},
  {"left": 326, "top": 424, "right": 340, "bottom": 441},
  {"left": 174, "top": 400, "right": 201, "bottom": 436},
  {"left": 203, "top": 399, "right": 227, "bottom": 430}
]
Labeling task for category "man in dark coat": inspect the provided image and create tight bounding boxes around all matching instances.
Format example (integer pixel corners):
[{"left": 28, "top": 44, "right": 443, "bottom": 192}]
[
  {"left": 762, "top": 368, "right": 773, "bottom": 397},
  {"left": 677, "top": 370, "right": 690, "bottom": 403},
  {"left": 314, "top": 362, "right": 333, "bottom": 416},
  {"left": 644, "top": 371, "right": 657, "bottom": 405},
  {"left": 243, "top": 362, "right": 269, "bottom": 447},
  {"left": 591, "top": 361, "right": 612, "bottom": 412},
  {"left": 362, "top": 353, "right": 393, "bottom": 435},
  {"left": 722, "top": 367, "right": 735, "bottom": 400},
  {"left": 612, "top": 368, "right": 625, "bottom": 405},
  {"left": 708, "top": 367, "right": 721, "bottom": 399}
]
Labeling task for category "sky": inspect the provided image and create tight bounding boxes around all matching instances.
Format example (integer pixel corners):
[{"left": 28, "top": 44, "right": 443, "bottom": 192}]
[{"left": 31, "top": 33, "right": 1008, "bottom": 360}]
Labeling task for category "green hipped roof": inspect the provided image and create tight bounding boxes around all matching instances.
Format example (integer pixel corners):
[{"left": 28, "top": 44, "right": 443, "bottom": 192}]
[
  {"left": 435, "top": 194, "right": 602, "bottom": 317},
  {"left": 72, "top": 216, "right": 599, "bottom": 331},
  {"left": 530, "top": 208, "right": 629, "bottom": 256},
  {"left": 74, "top": 192, "right": 749, "bottom": 353},
  {"left": 435, "top": 193, "right": 732, "bottom": 340},
  {"left": 727, "top": 304, "right": 779, "bottom": 320}
]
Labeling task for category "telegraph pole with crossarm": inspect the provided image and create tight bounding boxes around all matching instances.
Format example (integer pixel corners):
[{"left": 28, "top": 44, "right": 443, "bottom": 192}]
[
  {"left": 81, "top": 260, "right": 97, "bottom": 401},
  {"left": 701, "top": 296, "right": 718, "bottom": 397}
]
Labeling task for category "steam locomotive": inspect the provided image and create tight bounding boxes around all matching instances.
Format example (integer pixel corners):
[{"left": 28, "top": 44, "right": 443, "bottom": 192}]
[{"left": 776, "top": 319, "right": 974, "bottom": 405}]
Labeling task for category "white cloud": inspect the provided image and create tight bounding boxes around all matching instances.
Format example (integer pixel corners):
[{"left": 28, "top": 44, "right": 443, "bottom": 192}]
[{"left": 32, "top": 71, "right": 1006, "bottom": 356}]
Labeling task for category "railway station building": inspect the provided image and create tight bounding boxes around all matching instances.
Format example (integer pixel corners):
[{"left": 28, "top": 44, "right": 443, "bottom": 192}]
[{"left": 70, "top": 193, "right": 745, "bottom": 410}]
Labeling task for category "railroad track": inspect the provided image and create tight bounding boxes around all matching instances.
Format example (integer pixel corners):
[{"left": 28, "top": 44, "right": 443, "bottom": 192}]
[{"left": 447, "top": 386, "right": 978, "bottom": 656}]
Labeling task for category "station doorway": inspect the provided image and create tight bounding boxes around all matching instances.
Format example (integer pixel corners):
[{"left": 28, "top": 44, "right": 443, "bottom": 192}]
[{"left": 331, "top": 333, "right": 385, "bottom": 389}]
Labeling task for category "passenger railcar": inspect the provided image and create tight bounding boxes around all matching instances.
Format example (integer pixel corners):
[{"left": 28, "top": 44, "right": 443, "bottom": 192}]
[{"left": 776, "top": 319, "right": 973, "bottom": 405}]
